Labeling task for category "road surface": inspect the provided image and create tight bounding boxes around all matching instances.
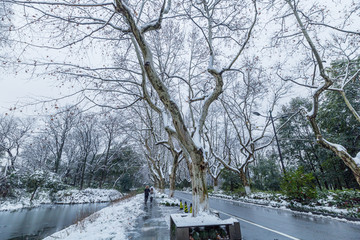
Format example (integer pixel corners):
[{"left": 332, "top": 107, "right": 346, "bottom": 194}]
[{"left": 174, "top": 192, "right": 360, "bottom": 240}]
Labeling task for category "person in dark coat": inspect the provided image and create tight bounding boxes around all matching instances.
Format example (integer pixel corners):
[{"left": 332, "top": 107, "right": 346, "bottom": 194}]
[
  {"left": 150, "top": 187, "right": 155, "bottom": 203},
  {"left": 144, "top": 185, "right": 150, "bottom": 203}
]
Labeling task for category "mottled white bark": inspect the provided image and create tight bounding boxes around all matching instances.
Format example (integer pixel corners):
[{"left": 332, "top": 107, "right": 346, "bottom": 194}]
[
  {"left": 191, "top": 152, "right": 209, "bottom": 215},
  {"left": 115, "top": 1, "right": 211, "bottom": 215}
]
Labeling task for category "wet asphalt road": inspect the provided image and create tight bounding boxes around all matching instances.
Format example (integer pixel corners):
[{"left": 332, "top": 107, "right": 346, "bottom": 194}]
[{"left": 175, "top": 192, "right": 360, "bottom": 240}]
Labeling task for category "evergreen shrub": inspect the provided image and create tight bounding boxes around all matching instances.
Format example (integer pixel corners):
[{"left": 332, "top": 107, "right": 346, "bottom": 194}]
[
  {"left": 280, "top": 167, "right": 317, "bottom": 203},
  {"left": 331, "top": 189, "right": 360, "bottom": 208}
]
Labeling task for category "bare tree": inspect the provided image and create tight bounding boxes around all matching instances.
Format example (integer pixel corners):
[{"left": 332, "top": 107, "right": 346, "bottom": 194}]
[
  {"left": 133, "top": 94, "right": 183, "bottom": 196},
  {"left": 154, "top": 128, "right": 183, "bottom": 197},
  {"left": 269, "top": 0, "right": 360, "bottom": 185},
  {"left": 75, "top": 114, "right": 100, "bottom": 189},
  {"left": 163, "top": 134, "right": 183, "bottom": 198},
  {"left": 0, "top": 114, "right": 32, "bottom": 172},
  {"left": 4, "top": 0, "right": 258, "bottom": 215},
  {"left": 138, "top": 104, "right": 168, "bottom": 192},
  {"left": 0, "top": 1, "right": 11, "bottom": 57},
  {"left": 62, "top": 131, "right": 81, "bottom": 185},
  {"left": 21, "top": 133, "right": 52, "bottom": 172},
  {"left": 205, "top": 58, "right": 288, "bottom": 195},
  {"left": 206, "top": 153, "right": 223, "bottom": 193},
  {"left": 97, "top": 112, "right": 128, "bottom": 188},
  {"left": 135, "top": 0, "right": 258, "bottom": 214},
  {"left": 44, "top": 107, "right": 79, "bottom": 173}
]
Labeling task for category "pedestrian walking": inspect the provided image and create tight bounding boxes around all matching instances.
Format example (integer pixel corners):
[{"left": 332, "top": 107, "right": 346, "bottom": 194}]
[
  {"left": 144, "top": 185, "right": 150, "bottom": 203},
  {"left": 150, "top": 187, "right": 155, "bottom": 203}
]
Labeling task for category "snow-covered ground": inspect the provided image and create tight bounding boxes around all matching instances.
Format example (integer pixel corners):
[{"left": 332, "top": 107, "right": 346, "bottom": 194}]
[
  {"left": 3, "top": 188, "right": 358, "bottom": 240},
  {"left": 0, "top": 188, "right": 123, "bottom": 211},
  {"left": 44, "top": 194, "right": 144, "bottom": 240},
  {"left": 157, "top": 192, "right": 180, "bottom": 206},
  {"left": 39, "top": 190, "right": 359, "bottom": 240},
  {"left": 44, "top": 191, "right": 236, "bottom": 240}
]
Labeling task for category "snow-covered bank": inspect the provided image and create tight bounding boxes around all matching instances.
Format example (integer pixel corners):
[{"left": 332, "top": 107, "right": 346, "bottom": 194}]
[
  {"left": 0, "top": 188, "right": 123, "bottom": 212},
  {"left": 0, "top": 190, "right": 52, "bottom": 212},
  {"left": 53, "top": 188, "right": 123, "bottom": 204},
  {"left": 44, "top": 194, "right": 144, "bottom": 240}
]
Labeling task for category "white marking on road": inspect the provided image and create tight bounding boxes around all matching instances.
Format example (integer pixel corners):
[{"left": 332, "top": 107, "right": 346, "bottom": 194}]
[
  {"left": 177, "top": 193, "right": 301, "bottom": 240},
  {"left": 216, "top": 209, "right": 301, "bottom": 240}
]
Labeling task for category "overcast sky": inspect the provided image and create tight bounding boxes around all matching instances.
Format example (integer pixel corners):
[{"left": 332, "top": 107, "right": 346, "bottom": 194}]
[
  {"left": 0, "top": 68, "right": 72, "bottom": 115},
  {"left": 0, "top": 0, "right": 357, "bottom": 117}
]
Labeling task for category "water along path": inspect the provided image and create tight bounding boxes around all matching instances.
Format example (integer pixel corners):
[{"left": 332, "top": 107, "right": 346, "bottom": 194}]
[{"left": 0, "top": 203, "right": 108, "bottom": 240}]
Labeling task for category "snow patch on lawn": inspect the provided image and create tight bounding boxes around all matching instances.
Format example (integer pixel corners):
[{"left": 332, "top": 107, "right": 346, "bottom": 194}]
[
  {"left": 44, "top": 194, "right": 144, "bottom": 240},
  {"left": 158, "top": 193, "right": 180, "bottom": 206}
]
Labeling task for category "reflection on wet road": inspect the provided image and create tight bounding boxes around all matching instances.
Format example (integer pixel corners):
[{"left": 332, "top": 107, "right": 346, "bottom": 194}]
[
  {"left": 175, "top": 192, "right": 360, "bottom": 240},
  {"left": 127, "top": 199, "right": 179, "bottom": 240}
]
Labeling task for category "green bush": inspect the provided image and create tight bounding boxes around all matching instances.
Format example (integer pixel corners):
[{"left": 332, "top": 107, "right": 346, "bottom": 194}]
[
  {"left": 25, "top": 171, "right": 68, "bottom": 193},
  {"left": 190, "top": 226, "right": 228, "bottom": 240},
  {"left": 348, "top": 207, "right": 360, "bottom": 219},
  {"left": 221, "top": 170, "right": 242, "bottom": 192},
  {"left": 330, "top": 189, "right": 360, "bottom": 209},
  {"left": 250, "top": 155, "right": 282, "bottom": 191},
  {"left": 280, "top": 167, "right": 317, "bottom": 203},
  {"left": 26, "top": 171, "right": 46, "bottom": 193},
  {"left": 7, "top": 170, "right": 68, "bottom": 197},
  {"left": 176, "top": 179, "right": 191, "bottom": 189}
]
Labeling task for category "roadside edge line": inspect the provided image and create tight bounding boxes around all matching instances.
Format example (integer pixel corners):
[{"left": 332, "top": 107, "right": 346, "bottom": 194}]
[
  {"left": 177, "top": 193, "right": 300, "bottom": 240},
  {"left": 216, "top": 209, "right": 301, "bottom": 240}
]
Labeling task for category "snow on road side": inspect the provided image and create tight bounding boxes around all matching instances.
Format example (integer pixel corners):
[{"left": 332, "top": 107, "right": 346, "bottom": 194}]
[
  {"left": 209, "top": 191, "right": 360, "bottom": 222},
  {"left": 44, "top": 194, "right": 144, "bottom": 240}
]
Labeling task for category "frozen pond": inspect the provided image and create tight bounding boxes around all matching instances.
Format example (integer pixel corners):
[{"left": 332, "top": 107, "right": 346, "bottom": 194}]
[{"left": 0, "top": 202, "right": 108, "bottom": 240}]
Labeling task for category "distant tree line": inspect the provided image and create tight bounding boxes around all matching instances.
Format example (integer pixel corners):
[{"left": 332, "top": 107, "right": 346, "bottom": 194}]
[{"left": 0, "top": 108, "right": 144, "bottom": 197}]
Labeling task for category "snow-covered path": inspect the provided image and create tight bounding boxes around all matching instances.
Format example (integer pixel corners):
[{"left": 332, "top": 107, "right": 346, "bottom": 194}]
[
  {"left": 44, "top": 194, "right": 144, "bottom": 240},
  {"left": 127, "top": 199, "right": 177, "bottom": 239}
]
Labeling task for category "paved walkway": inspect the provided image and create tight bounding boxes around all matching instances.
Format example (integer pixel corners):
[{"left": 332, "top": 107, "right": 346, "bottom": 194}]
[{"left": 127, "top": 199, "right": 180, "bottom": 240}]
